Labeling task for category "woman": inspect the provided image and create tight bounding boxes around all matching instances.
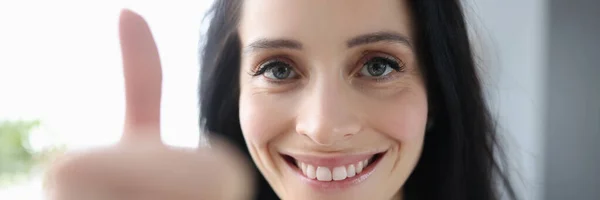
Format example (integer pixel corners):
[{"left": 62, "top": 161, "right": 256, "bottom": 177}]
[
  {"left": 199, "top": 0, "right": 516, "bottom": 199},
  {"left": 48, "top": 0, "right": 515, "bottom": 199}
]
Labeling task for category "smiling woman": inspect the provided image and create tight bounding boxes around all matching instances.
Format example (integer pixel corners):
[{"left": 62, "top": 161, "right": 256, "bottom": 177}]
[{"left": 199, "top": 0, "right": 516, "bottom": 200}]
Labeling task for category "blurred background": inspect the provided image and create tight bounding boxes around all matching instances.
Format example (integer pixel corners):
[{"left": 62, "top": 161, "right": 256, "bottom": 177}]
[{"left": 0, "top": 0, "right": 597, "bottom": 199}]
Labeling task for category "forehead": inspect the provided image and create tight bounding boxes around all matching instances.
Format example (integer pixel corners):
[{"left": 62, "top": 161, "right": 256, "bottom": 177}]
[{"left": 238, "top": 0, "right": 413, "bottom": 47}]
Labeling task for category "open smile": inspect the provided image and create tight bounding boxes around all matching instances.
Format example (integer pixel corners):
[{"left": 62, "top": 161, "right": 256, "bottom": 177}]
[{"left": 281, "top": 151, "right": 387, "bottom": 191}]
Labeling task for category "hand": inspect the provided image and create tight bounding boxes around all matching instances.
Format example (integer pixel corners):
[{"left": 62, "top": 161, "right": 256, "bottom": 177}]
[{"left": 45, "top": 9, "right": 254, "bottom": 200}]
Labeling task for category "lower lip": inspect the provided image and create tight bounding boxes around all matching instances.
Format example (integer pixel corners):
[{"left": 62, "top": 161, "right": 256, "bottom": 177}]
[{"left": 283, "top": 152, "right": 385, "bottom": 192}]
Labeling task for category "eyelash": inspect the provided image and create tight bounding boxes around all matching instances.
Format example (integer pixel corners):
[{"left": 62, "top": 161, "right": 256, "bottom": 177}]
[
  {"left": 250, "top": 59, "right": 289, "bottom": 77},
  {"left": 251, "top": 53, "right": 405, "bottom": 82},
  {"left": 355, "top": 53, "right": 405, "bottom": 81},
  {"left": 250, "top": 57, "right": 298, "bottom": 84}
]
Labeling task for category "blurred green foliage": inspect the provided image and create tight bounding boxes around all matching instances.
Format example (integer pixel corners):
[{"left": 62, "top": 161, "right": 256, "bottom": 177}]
[
  {"left": 0, "top": 120, "right": 39, "bottom": 179},
  {"left": 0, "top": 120, "right": 64, "bottom": 185}
]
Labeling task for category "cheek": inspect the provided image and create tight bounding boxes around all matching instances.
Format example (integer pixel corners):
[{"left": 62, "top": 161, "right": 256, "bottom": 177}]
[
  {"left": 366, "top": 89, "right": 428, "bottom": 143},
  {"left": 238, "top": 90, "right": 295, "bottom": 147},
  {"left": 239, "top": 96, "right": 271, "bottom": 146}
]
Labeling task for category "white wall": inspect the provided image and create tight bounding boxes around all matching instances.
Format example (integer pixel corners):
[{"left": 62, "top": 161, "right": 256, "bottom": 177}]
[{"left": 463, "top": 0, "right": 548, "bottom": 199}]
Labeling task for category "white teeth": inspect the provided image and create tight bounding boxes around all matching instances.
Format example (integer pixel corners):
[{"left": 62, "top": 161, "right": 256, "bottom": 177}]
[
  {"left": 301, "top": 162, "right": 307, "bottom": 175},
  {"left": 296, "top": 157, "right": 375, "bottom": 181},
  {"left": 316, "top": 167, "right": 332, "bottom": 181},
  {"left": 347, "top": 164, "right": 356, "bottom": 177},
  {"left": 356, "top": 161, "right": 364, "bottom": 173},
  {"left": 332, "top": 166, "right": 347, "bottom": 181},
  {"left": 306, "top": 164, "right": 316, "bottom": 179}
]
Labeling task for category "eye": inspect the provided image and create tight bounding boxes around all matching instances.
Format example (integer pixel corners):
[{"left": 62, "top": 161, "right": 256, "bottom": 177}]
[
  {"left": 358, "top": 56, "right": 403, "bottom": 77},
  {"left": 253, "top": 59, "right": 298, "bottom": 80}
]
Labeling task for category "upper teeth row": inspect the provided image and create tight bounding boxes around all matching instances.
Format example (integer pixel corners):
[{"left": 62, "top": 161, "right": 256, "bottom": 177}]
[{"left": 296, "top": 159, "right": 370, "bottom": 181}]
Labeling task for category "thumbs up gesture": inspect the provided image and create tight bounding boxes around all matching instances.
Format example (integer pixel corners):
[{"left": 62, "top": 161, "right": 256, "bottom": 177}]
[{"left": 46, "top": 9, "right": 254, "bottom": 200}]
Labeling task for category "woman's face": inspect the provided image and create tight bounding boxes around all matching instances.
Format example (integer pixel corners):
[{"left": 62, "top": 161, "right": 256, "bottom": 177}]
[{"left": 237, "top": 0, "right": 427, "bottom": 199}]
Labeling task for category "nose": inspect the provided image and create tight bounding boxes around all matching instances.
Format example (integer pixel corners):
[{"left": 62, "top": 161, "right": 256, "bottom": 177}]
[{"left": 295, "top": 78, "right": 362, "bottom": 146}]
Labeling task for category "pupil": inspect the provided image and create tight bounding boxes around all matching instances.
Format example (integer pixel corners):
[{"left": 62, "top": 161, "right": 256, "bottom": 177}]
[
  {"left": 273, "top": 66, "right": 290, "bottom": 79},
  {"left": 368, "top": 62, "right": 387, "bottom": 76}
]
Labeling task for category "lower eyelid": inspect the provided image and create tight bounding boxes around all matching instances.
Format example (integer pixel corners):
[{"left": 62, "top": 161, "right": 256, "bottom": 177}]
[{"left": 358, "top": 70, "right": 404, "bottom": 83}]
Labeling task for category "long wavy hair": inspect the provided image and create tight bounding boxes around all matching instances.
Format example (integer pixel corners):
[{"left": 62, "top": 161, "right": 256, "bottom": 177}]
[{"left": 199, "top": 0, "right": 516, "bottom": 199}]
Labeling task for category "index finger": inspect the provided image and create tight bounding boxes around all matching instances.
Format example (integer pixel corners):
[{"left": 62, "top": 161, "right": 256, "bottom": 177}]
[{"left": 119, "top": 9, "right": 162, "bottom": 142}]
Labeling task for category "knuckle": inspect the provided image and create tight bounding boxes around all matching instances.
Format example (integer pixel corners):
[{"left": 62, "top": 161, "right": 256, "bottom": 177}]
[{"left": 45, "top": 151, "right": 95, "bottom": 187}]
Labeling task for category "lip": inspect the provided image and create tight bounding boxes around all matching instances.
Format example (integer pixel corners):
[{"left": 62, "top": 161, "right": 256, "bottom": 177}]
[
  {"left": 286, "top": 153, "right": 375, "bottom": 168},
  {"left": 281, "top": 151, "right": 387, "bottom": 191}
]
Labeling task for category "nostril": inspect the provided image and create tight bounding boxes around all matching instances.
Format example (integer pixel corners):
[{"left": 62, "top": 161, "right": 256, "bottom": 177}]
[{"left": 333, "top": 123, "right": 362, "bottom": 136}]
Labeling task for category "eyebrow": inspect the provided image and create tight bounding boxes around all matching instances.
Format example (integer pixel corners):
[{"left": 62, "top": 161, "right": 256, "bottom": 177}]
[
  {"left": 243, "top": 31, "right": 412, "bottom": 54},
  {"left": 347, "top": 31, "right": 412, "bottom": 48},
  {"left": 243, "top": 39, "right": 302, "bottom": 53}
]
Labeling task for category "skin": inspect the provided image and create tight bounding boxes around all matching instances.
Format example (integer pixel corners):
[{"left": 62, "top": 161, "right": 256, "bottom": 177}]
[
  {"left": 238, "top": 0, "right": 428, "bottom": 199},
  {"left": 47, "top": 0, "right": 429, "bottom": 199},
  {"left": 47, "top": 10, "right": 254, "bottom": 200}
]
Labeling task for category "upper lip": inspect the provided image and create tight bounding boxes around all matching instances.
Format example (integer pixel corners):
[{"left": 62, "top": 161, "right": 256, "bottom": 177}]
[{"left": 282, "top": 151, "right": 384, "bottom": 168}]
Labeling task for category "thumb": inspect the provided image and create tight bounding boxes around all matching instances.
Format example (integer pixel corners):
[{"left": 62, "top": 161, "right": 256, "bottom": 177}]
[{"left": 119, "top": 9, "right": 162, "bottom": 142}]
